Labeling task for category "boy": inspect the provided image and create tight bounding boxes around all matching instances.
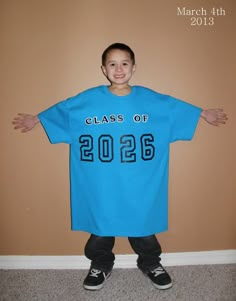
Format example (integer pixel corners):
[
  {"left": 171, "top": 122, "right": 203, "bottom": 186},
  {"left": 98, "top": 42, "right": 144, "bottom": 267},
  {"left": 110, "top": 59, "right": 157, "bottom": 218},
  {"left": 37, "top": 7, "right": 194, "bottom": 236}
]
[{"left": 13, "top": 43, "right": 227, "bottom": 291}]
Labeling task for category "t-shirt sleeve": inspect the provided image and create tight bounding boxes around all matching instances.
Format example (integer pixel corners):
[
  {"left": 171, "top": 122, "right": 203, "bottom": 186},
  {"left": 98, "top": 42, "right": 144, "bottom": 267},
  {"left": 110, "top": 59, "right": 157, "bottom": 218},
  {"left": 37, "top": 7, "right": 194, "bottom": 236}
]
[
  {"left": 168, "top": 96, "right": 202, "bottom": 143},
  {"left": 38, "top": 100, "right": 72, "bottom": 144}
]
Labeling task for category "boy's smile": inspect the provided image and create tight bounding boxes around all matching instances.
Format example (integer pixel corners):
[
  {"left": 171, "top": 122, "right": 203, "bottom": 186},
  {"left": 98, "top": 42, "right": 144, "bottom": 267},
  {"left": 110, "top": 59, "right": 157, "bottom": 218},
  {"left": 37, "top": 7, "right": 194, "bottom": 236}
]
[{"left": 101, "top": 49, "right": 136, "bottom": 91}]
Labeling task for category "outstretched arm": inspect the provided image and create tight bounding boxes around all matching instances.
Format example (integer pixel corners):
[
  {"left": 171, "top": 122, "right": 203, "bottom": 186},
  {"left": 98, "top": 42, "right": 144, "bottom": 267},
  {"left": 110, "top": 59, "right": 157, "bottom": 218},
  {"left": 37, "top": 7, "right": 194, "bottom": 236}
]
[
  {"left": 200, "top": 109, "right": 227, "bottom": 126},
  {"left": 12, "top": 113, "right": 40, "bottom": 132}
]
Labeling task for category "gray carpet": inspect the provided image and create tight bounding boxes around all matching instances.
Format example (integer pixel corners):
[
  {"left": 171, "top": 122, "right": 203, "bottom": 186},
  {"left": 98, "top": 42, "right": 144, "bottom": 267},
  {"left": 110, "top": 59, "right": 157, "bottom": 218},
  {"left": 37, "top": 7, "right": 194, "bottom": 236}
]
[{"left": 1, "top": 265, "right": 236, "bottom": 301}]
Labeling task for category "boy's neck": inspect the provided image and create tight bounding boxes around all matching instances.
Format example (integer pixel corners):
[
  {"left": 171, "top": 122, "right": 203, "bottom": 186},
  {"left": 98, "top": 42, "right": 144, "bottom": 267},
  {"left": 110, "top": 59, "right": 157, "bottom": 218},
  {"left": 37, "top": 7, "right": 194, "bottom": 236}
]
[{"left": 108, "top": 84, "right": 131, "bottom": 96}]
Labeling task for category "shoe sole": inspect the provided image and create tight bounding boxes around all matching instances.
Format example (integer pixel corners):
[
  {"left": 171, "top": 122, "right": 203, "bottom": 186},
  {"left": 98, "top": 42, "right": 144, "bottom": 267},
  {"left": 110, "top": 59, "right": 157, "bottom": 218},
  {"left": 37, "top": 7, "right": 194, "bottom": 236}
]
[
  {"left": 83, "top": 283, "right": 104, "bottom": 290},
  {"left": 151, "top": 281, "right": 173, "bottom": 290}
]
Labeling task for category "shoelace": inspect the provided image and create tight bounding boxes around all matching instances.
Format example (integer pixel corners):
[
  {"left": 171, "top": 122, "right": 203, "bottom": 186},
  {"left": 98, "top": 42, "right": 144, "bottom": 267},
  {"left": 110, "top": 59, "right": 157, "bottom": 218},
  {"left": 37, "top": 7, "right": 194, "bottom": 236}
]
[
  {"left": 89, "top": 269, "right": 102, "bottom": 278},
  {"left": 151, "top": 266, "right": 165, "bottom": 277}
]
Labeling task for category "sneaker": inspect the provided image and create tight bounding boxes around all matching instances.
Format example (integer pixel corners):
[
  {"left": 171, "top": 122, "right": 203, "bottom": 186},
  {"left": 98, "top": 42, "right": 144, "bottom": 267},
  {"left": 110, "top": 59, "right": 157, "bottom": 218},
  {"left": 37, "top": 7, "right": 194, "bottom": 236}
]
[
  {"left": 145, "top": 264, "right": 173, "bottom": 290},
  {"left": 83, "top": 268, "right": 111, "bottom": 290}
]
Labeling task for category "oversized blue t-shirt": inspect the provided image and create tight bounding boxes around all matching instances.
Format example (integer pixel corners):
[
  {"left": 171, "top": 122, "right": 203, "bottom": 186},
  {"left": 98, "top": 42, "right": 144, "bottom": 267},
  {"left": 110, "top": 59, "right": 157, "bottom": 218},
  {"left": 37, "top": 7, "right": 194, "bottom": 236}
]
[{"left": 38, "top": 85, "right": 201, "bottom": 237}]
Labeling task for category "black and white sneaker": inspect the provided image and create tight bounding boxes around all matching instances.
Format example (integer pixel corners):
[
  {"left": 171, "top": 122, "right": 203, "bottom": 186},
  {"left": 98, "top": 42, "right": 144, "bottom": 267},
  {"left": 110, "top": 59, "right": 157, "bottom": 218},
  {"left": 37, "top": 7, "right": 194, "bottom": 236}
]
[
  {"left": 145, "top": 264, "right": 173, "bottom": 290},
  {"left": 83, "top": 268, "right": 111, "bottom": 290}
]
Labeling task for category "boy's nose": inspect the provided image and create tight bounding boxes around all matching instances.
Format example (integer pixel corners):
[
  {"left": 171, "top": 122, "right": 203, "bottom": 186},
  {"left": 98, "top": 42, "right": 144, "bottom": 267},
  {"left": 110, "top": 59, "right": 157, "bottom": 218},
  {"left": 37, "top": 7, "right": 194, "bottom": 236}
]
[{"left": 115, "top": 64, "right": 122, "bottom": 72}]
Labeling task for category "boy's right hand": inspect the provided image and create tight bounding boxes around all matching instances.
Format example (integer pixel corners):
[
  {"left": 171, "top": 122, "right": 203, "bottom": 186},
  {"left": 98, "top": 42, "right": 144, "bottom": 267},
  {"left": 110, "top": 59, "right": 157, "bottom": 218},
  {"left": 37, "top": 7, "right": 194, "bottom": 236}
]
[{"left": 12, "top": 113, "right": 40, "bottom": 132}]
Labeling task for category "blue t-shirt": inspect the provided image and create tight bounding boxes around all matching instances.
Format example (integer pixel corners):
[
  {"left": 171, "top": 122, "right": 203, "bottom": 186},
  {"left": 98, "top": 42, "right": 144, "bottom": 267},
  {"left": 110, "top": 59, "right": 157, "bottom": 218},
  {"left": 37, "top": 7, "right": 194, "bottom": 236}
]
[{"left": 38, "top": 85, "right": 201, "bottom": 237}]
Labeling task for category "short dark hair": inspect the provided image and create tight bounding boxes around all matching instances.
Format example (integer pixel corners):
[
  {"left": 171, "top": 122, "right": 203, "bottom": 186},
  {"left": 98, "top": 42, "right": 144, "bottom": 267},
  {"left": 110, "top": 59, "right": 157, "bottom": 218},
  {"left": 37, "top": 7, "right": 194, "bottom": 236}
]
[{"left": 102, "top": 43, "right": 135, "bottom": 66}]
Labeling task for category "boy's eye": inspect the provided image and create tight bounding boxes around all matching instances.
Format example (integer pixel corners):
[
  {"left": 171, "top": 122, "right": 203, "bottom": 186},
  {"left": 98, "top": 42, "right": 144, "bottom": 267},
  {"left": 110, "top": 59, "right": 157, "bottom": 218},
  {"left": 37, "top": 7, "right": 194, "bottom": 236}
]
[{"left": 122, "top": 62, "right": 128, "bottom": 66}]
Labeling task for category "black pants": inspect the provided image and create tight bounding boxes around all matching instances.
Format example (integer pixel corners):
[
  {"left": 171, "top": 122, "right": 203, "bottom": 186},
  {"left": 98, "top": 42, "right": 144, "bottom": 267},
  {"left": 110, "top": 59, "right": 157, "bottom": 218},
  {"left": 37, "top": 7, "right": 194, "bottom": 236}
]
[{"left": 84, "top": 234, "right": 162, "bottom": 273}]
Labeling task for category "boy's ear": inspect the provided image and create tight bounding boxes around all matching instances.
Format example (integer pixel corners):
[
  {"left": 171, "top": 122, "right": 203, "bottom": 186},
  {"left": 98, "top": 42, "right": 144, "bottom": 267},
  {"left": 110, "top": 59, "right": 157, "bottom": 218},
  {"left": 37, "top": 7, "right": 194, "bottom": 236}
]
[
  {"left": 132, "top": 64, "right": 137, "bottom": 74},
  {"left": 101, "top": 66, "right": 107, "bottom": 76}
]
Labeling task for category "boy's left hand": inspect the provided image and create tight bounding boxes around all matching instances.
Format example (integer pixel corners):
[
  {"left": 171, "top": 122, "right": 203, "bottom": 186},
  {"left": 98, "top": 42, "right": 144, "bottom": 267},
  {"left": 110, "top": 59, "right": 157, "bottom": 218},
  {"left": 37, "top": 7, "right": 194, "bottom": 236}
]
[{"left": 201, "top": 109, "right": 228, "bottom": 126}]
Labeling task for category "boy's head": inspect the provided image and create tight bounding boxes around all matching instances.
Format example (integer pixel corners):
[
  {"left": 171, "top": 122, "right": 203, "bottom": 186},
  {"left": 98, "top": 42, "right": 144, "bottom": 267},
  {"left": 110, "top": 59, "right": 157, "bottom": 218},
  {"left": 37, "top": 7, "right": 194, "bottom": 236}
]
[
  {"left": 101, "top": 43, "right": 136, "bottom": 86},
  {"left": 102, "top": 43, "right": 135, "bottom": 66}
]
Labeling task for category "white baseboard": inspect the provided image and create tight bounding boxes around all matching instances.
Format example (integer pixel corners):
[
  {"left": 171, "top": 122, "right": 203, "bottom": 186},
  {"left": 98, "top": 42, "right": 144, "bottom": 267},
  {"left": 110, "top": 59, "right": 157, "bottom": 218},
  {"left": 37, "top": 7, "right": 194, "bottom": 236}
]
[{"left": 0, "top": 250, "right": 235, "bottom": 270}]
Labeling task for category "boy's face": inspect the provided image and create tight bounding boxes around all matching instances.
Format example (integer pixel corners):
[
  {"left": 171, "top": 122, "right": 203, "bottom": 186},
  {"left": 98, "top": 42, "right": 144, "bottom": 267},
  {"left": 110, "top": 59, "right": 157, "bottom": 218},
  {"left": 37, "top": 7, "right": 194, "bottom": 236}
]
[{"left": 101, "top": 49, "right": 136, "bottom": 86}]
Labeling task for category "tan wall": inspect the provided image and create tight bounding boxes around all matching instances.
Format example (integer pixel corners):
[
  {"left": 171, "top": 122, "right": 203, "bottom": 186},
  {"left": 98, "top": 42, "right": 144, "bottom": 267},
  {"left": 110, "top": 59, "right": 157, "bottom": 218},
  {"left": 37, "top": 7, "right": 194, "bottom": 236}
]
[{"left": 1, "top": 0, "right": 235, "bottom": 255}]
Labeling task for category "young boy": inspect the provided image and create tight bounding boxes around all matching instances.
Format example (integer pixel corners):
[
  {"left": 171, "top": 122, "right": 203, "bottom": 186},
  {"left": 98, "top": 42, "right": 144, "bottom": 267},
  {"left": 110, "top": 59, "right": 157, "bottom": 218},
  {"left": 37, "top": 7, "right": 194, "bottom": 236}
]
[{"left": 13, "top": 43, "right": 227, "bottom": 291}]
